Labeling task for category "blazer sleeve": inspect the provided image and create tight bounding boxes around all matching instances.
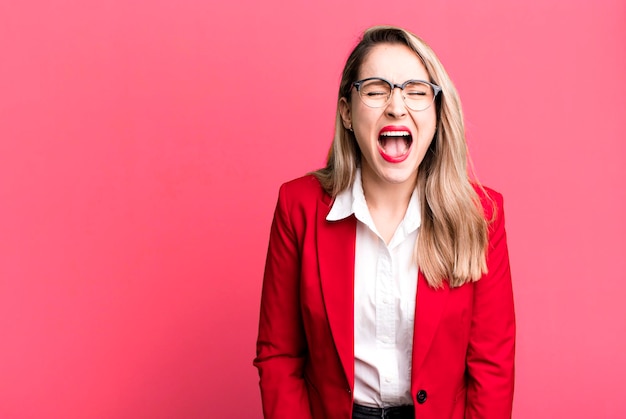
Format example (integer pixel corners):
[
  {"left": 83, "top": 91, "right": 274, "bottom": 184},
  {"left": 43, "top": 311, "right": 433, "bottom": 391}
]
[
  {"left": 465, "top": 191, "right": 516, "bottom": 418},
  {"left": 253, "top": 184, "right": 313, "bottom": 419}
]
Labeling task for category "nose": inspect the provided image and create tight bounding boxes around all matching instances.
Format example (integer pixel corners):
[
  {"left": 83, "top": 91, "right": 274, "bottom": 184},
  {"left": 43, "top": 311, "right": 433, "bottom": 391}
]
[{"left": 385, "top": 87, "right": 408, "bottom": 118}]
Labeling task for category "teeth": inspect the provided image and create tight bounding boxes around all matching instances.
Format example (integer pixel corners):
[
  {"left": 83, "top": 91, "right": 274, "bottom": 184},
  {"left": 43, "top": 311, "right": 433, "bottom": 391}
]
[{"left": 380, "top": 131, "right": 411, "bottom": 137}]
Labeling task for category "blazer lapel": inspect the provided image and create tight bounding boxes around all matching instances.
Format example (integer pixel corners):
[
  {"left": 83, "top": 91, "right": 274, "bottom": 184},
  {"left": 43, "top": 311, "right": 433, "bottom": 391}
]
[
  {"left": 316, "top": 197, "right": 356, "bottom": 388},
  {"left": 412, "top": 272, "right": 450, "bottom": 375}
]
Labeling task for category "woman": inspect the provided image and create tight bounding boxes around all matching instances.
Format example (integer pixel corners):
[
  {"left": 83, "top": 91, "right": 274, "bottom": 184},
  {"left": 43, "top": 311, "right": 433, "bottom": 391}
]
[{"left": 254, "top": 26, "right": 515, "bottom": 419}]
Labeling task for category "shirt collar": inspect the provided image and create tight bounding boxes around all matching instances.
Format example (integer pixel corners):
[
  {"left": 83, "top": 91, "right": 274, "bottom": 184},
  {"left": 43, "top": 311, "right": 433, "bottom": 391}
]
[
  {"left": 402, "top": 187, "right": 421, "bottom": 236},
  {"left": 326, "top": 168, "right": 372, "bottom": 228},
  {"left": 326, "top": 168, "right": 421, "bottom": 235}
]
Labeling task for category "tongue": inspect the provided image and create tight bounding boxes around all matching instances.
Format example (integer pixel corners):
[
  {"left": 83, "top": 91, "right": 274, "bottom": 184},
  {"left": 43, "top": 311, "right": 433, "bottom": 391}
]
[{"left": 380, "top": 137, "right": 407, "bottom": 157}]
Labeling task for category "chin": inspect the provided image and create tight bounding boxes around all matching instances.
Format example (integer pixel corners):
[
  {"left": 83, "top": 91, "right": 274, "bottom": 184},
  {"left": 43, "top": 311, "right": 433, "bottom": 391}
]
[{"left": 378, "top": 165, "right": 419, "bottom": 185}]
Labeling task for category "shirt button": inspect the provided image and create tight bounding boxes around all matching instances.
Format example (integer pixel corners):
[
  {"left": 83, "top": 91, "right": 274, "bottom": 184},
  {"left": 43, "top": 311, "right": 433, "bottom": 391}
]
[{"left": 385, "top": 377, "right": 392, "bottom": 383}]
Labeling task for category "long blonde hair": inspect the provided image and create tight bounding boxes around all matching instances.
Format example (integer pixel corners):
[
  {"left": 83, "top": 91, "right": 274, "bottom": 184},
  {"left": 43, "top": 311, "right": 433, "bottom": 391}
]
[{"left": 313, "top": 26, "right": 489, "bottom": 288}]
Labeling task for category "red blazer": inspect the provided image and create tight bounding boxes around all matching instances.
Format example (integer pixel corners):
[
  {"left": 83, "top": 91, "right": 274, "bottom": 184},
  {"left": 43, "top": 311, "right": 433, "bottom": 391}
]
[{"left": 254, "top": 175, "right": 515, "bottom": 419}]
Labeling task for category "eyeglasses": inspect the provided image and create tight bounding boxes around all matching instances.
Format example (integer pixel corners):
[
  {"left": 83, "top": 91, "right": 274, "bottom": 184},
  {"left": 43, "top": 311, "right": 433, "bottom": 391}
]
[{"left": 352, "top": 77, "right": 442, "bottom": 111}]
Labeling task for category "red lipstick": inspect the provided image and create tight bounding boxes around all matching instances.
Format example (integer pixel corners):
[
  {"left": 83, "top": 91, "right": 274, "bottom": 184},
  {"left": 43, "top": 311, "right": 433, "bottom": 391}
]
[{"left": 378, "top": 125, "right": 413, "bottom": 163}]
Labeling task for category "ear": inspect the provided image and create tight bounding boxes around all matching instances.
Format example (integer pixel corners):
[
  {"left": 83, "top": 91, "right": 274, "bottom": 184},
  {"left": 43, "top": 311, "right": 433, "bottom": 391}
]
[{"left": 339, "top": 97, "right": 352, "bottom": 130}]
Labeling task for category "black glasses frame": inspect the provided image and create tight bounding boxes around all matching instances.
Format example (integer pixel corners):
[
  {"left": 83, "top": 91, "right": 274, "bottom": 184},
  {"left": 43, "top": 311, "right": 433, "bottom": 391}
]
[{"left": 352, "top": 77, "right": 442, "bottom": 111}]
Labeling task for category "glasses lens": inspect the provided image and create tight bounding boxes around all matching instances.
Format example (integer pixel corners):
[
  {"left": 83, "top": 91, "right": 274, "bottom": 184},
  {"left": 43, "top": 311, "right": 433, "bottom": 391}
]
[
  {"left": 403, "top": 81, "right": 436, "bottom": 111},
  {"left": 359, "top": 79, "right": 391, "bottom": 108}
]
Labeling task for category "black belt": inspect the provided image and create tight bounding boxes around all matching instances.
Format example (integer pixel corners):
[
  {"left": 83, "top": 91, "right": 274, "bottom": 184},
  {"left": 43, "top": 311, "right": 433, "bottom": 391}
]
[{"left": 352, "top": 403, "right": 414, "bottom": 419}]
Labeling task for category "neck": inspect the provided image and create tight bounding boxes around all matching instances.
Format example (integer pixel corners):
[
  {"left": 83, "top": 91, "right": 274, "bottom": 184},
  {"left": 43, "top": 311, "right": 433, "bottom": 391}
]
[
  {"left": 359, "top": 166, "right": 417, "bottom": 245},
  {"left": 360, "top": 167, "right": 417, "bottom": 213}
]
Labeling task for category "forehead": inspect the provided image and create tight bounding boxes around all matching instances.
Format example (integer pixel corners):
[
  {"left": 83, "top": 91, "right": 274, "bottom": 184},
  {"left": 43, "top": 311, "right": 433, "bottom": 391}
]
[{"left": 358, "top": 43, "right": 428, "bottom": 81}]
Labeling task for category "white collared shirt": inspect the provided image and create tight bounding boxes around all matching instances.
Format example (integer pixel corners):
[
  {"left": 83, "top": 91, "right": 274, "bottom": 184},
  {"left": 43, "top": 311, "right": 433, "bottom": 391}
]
[{"left": 327, "top": 169, "right": 420, "bottom": 407}]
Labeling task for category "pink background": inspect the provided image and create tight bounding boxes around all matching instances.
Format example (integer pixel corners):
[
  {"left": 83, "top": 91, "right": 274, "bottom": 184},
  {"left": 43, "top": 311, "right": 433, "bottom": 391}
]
[{"left": 1, "top": 0, "right": 625, "bottom": 417}]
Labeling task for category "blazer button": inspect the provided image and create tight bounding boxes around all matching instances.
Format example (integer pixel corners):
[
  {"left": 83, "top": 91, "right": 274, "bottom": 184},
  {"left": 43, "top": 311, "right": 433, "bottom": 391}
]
[{"left": 416, "top": 390, "right": 427, "bottom": 404}]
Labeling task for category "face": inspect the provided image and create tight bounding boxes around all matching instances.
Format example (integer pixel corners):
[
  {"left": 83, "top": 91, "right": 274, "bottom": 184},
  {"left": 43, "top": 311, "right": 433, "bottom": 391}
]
[{"left": 339, "top": 43, "right": 437, "bottom": 189}]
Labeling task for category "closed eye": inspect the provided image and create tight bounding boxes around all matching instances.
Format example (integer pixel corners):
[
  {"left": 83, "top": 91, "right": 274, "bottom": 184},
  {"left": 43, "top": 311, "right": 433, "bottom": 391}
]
[{"left": 365, "top": 91, "right": 388, "bottom": 97}]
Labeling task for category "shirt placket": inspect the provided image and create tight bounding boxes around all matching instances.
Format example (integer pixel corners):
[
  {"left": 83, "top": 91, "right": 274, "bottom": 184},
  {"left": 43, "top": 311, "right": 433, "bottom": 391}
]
[{"left": 376, "top": 242, "right": 398, "bottom": 402}]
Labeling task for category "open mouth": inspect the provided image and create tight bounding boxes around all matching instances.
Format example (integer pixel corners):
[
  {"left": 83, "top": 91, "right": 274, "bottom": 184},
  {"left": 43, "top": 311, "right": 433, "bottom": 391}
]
[{"left": 378, "top": 126, "right": 412, "bottom": 163}]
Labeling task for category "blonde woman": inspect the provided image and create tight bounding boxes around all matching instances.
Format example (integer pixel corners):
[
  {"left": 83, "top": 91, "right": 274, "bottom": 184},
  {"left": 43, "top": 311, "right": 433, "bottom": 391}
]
[{"left": 254, "top": 26, "right": 515, "bottom": 419}]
